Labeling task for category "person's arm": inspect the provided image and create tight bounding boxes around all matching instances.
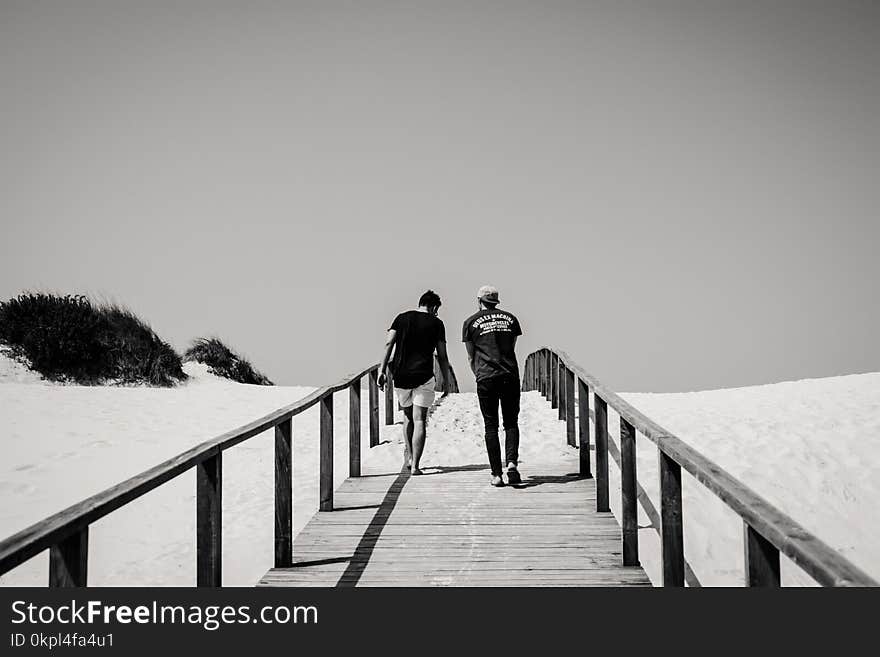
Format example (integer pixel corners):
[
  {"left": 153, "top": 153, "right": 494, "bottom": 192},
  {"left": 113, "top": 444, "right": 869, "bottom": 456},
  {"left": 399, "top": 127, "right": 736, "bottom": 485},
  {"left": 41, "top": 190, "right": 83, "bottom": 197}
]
[
  {"left": 462, "top": 319, "right": 476, "bottom": 374},
  {"left": 377, "top": 329, "right": 397, "bottom": 390},
  {"left": 436, "top": 340, "right": 453, "bottom": 395},
  {"left": 511, "top": 315, "right": 522, "bottom": 352},
  {"left": 464, "top": 340, "right": 476, "bottom": 374}
]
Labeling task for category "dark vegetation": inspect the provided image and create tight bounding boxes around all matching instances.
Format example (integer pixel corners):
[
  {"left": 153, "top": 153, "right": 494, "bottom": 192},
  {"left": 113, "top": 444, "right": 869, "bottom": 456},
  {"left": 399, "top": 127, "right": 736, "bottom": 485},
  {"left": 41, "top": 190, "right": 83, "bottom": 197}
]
[
  {"left": 0, "top": 293, "right": 186, "bottom": 386},
  {"left": 184, "top": 337, "right": 273, "bottom": 386}
]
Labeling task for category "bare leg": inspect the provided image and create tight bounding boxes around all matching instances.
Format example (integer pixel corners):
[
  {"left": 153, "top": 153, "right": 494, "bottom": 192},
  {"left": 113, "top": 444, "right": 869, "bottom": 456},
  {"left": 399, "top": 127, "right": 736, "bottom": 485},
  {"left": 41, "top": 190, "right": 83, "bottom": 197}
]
[
  {"left": 402, "top": 406, "right": 414, "bottom": 469},
  {"left": 410, "top": 404, "right": 429, "bottom": 474}
]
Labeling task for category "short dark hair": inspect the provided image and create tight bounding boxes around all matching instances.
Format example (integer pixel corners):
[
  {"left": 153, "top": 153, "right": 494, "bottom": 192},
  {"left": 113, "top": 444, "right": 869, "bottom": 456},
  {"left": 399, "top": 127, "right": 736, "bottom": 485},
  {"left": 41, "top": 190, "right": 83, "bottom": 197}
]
[{"left": 418, "top": 290, "right": 441, "bottom": 309}]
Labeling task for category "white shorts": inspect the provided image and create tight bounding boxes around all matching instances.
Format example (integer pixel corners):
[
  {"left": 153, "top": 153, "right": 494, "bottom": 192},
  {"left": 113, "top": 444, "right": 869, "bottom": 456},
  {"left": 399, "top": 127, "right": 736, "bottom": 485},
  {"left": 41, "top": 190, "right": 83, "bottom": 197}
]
[{"left": 395, "top": 376, "right": 436, "bottom": 409}]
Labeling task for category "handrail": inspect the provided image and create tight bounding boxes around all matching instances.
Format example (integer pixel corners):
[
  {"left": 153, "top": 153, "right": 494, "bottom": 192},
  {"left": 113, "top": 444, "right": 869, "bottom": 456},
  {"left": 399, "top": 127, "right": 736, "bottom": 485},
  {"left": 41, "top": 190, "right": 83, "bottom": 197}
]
[
  {"left": 0, "top": 361, "right": 396, "bottom": 586},
  {"left": 523, "top": 346, "right": 878, "bottom": 587}
]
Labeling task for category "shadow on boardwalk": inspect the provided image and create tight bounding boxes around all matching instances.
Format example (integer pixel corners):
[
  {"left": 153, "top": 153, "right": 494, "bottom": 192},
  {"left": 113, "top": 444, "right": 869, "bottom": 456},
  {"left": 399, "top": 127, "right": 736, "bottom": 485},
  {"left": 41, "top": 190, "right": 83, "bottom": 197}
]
[{"left": 334, "top": 471, "right": 410, "bottom": 587}]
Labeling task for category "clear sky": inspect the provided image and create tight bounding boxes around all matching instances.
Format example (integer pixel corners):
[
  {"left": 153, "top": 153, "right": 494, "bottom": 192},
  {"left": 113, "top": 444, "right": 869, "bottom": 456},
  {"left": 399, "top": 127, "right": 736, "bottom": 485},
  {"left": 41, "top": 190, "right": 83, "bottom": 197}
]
[{"left": 1, "top": 1, "right": 878, "bottom": 392}]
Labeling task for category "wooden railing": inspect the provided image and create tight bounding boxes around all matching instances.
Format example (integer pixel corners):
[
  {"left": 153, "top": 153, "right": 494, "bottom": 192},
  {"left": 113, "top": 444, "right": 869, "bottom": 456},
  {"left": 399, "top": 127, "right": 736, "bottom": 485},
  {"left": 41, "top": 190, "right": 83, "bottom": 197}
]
[
  {"left": 0, "top": 363, "right": 401, "bottom": 587},
  {"left": 522, "top": 347, "right": 878, "bottom": 587}
]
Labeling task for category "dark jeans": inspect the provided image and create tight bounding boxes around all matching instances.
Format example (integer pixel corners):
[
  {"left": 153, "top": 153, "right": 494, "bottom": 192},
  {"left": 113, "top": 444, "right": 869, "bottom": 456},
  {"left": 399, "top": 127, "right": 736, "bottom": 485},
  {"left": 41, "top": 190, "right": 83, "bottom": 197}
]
[{"left": 476, "top": 374, "right": 521, "bottom": 476}]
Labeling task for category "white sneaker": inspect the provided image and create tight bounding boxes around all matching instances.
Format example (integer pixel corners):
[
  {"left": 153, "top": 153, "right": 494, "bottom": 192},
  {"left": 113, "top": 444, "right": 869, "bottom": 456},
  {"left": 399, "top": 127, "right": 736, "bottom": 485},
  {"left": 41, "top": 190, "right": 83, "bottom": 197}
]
[{"left": 490, "top": 475, "right": 505, "bottom": 487}]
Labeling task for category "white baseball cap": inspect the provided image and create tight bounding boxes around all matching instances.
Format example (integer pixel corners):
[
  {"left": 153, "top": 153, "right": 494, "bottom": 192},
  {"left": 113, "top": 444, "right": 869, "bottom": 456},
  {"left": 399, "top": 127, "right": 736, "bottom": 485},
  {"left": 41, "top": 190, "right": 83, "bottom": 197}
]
[{"left": 477, "top": 285, "right": 500, "bottom": 304}]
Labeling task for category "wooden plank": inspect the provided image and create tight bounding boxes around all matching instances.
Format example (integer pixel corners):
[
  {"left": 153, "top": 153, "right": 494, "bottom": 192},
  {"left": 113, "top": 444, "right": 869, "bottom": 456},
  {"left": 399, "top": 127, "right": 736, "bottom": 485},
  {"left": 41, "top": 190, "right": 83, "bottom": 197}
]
[
  {"left": 266, "top": 563, "right": 646, "bottom": 573},
  {"left": 384, "top": 371, "right": 395, "bottom": 425},
  {"left": 536, "top": 352, "right": 543, "bottom": 396},
  {"left": 266, "top": 573, "right": 646, "bottom": 581},
  {"left": 349, "top": 379, "right": 361, "bottom": 477},
  {"left": 263, "top": 565, "right": 649, "bottom": 575},
  {"left": 659, "top": 450, "right": 684, "bottom": 586},
  {"left": 197, "top": 453, "right": 222, "bottom": 587},
  {"left": 594, "top": 394, "right": 610, "bottom": 512},
  {"left": 49, "top": 527, "right": 88, "bottom": 587},
  {"left": 557, "top": 360, "right": 565, "bottom": 420},
  {"left": 744, "top": 523, "right": 780, "bottom": 587},
  {"left": 274, "top": 418, "right": 293, "bottom": 568},
  {"left": 368, "top": 370, "right": 379, "bottom": 448},
  {"left": 543, "top": 350, "right": 550, "bottom": 399},
  {"left": 320, "top": 394, "right": 334, "bottom": 512},
  {"left": 538, "top": 351, "right": 545, "bottom": 397},
  {"left": 620, "top": 417, "right": 639, "bottom": 566},
  {"left": 566, "top": 367, "right": 576, "bottom": 446},
  {"left": 578, "top": 378, "right": 592, "bottom": 478}
]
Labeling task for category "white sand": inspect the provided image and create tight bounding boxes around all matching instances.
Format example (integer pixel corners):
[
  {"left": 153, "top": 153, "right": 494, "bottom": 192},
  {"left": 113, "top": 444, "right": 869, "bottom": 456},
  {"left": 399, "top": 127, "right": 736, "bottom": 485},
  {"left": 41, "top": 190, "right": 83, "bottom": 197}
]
[
  {"left": 1, "top": 359, "right": 320, "bottom": 586},
  {"left": 1, "top": 354, "right": 877, "bottom": 586},
  {"left": 0, "top": 349, "right": 45, "bottom": 384},
  {"left": 612, "top": 374, "right": 880, "bottom": 586}
]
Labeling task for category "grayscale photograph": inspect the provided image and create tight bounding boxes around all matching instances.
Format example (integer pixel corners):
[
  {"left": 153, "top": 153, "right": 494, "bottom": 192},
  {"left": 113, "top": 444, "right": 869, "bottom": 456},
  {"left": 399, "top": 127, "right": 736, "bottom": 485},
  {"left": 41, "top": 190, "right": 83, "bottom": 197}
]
[{"left": 1, "top": 0, "right": 878, "bottom": 603}]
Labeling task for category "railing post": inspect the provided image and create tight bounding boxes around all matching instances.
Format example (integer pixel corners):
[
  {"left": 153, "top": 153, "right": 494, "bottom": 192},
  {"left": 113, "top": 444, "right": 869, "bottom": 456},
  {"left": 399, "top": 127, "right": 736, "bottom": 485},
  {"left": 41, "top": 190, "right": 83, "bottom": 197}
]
[
  {"left": 274, "top": 418, "right": 293, "bottom": 568},
  {"left": 349, "top": 378, "right": 361, "bottom": 477},
  {"left": 565, "top": 367, "right": 576, "bottom": 446},
  {"left": 197, "top": 452, "right": 222, "bottom": 587},
  {"left": 557, "top": 360, "right": 565, "bottom": 420},
  {"left": 540, "top": 350, "right": 547, "bottom": 398},
  {"left": 594, "top": 394, "right": 609, "bottom": 512},
  {"left": 553, "top": 357, "right": 565, "bottom": 420},
  {"left": 538, "top": 352, "right": 545, "bottom": 397},
  {"left": 659, "top": 451, "right": 684, "bottom": 586},
  {"left": 744, "top": 524, "right": 781, "bottom": 586},
  {"left": 544, "top": 350, "right": 550, "bottom": 399},
  {"left": 368, "top": 369, "right": 379, "bottom": 447},
  {"left": 320, "top": 393, "right": 334, "bottom": 511},
  {"left": 384, "top": 371, "right": 395, "bottom": 425},
  {"left": 578, "top": 378, "right": 592, "bottom": 478},
  {"left": 563, "top": 366, "right": 568, "bottom": 421},
  {"left": 550, "top": 353, "right": 558, "bottom": 408},
  {"left": 620, "top": 417, "right": 639, "bottom": 566},
  {"left": 49, "top": 527, "right": 88, "bottom": 587},
  {"left": 536, "top": 354, "right": 541, "bottom": 392},
  {"left": 522, "top": 356, "right": 530, "bottom": 392}
]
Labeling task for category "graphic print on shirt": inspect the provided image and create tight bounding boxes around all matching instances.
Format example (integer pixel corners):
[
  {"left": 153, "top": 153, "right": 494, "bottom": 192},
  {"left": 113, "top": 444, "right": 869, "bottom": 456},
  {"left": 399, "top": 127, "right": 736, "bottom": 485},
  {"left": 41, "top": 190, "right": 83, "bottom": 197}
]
[
  {"left": 462, "top": 309, "right": 522, "bottom": 383},
  {"left": 471, "top": 313, "right": 518, "bottom": 336}
]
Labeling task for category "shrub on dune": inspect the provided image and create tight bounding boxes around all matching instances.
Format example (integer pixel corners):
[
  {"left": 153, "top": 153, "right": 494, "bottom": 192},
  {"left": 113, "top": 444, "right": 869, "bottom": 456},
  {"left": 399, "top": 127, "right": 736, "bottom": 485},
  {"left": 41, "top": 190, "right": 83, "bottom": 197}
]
[
  {"left": 184, "top": 337, "right": 273, "bottom": 386},
  {"left": 0, "top": 293, "right": 186, "bottom": 386},
  {"left": 101, "top": 304, "right": 186, "bottom": 386}
]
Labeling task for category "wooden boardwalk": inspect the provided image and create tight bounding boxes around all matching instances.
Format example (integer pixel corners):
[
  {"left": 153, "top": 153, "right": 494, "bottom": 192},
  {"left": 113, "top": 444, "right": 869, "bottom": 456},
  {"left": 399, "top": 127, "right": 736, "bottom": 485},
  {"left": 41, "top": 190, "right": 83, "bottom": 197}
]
[{"left": 259, "top": 455, "right": 651, "bottom": 587}]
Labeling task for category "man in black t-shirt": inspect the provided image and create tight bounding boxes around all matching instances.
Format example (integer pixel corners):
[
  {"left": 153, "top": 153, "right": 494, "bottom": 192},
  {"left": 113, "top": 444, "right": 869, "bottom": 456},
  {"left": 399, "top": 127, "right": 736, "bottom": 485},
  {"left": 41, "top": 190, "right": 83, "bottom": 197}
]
[
  {"left": 378, "top": 290, "right": 452, "bottom": 475},
  {"left": 463, "top": 285, "right": 523, "bottom": 487}
]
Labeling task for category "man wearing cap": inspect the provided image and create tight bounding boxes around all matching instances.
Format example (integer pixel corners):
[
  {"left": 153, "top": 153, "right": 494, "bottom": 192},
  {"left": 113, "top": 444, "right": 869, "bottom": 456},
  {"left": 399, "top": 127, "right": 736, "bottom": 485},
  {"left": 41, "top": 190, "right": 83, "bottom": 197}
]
[{"left": 462, "top": 285, "right": 523, "bottom": 487}]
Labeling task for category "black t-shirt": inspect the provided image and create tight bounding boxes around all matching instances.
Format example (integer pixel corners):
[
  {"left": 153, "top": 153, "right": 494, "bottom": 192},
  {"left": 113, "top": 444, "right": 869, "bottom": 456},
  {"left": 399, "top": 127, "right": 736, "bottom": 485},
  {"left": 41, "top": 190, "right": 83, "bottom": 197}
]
[
  {"left": 389, "top": 310, "right": 446, "bottom": 389},
  {"left": 462, "top": 308, "right": 522, "bottom": 382}
]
